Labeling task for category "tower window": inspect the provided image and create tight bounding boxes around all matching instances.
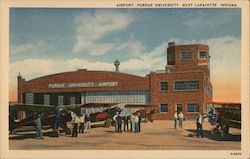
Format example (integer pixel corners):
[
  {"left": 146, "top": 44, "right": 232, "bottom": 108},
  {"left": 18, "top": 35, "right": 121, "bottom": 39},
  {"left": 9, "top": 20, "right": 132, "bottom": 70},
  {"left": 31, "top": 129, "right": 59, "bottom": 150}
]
[
  {"left": 199, "top": 51, "right": 207, "bottom": 60},
  {"left": 181, "top": 51, "right": 191, "bottom": 60}
]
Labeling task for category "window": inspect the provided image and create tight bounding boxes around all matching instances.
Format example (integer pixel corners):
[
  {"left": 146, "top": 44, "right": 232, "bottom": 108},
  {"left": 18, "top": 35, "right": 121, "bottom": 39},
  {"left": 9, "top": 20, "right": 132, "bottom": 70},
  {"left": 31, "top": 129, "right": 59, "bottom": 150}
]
[
  {"left": 160, "top": 82, "right": 168, "bottom": 91},
  {"left": 25, "top": 93, "right": 34, "bottom": 104},
  {"left": 44, "top": 94, "right": 50, "bottom": 105},
  {"left": 181, "top": 51, "right": 191, "bottom": 60},
  {"left": 199, "top": 51, "right": 207, "bottom": 60},
  {"left": 174, "top": 81, "right": 199, "bottom": 91},
  {"left": 187, "top": 104, "right": 199, "bottom": 113},
  {"left": 160, "top": 104, "right": 168, "bottom": 113},
  {"left": 58, "top": 96, "right": 64, "bottom": 106},
  {"left": 70, "top": 97, "right": 76, "bottom": 105}
]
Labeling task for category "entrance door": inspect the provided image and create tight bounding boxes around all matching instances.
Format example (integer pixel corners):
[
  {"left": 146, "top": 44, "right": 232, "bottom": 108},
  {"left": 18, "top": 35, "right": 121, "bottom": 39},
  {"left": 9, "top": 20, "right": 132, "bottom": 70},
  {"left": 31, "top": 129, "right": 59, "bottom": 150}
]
[{"left": 176, "top": 104, "right": 183, "bottom": 113}]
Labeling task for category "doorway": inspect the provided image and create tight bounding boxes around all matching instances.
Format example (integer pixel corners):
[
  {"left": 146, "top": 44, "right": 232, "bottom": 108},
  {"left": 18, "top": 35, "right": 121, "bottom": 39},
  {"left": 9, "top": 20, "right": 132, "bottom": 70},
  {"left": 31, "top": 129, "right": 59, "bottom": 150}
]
[{"left": 176, "top": 104, "right": 183, "bottom": 113}]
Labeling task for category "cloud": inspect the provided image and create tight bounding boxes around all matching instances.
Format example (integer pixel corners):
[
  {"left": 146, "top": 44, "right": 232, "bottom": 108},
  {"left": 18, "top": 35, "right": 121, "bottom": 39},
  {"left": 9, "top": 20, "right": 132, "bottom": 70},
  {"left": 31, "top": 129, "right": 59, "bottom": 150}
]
[
  {"left": 10, "top": 44, "right": 34, "bottom": 54},
  {"left": 10, "top": 41, "right": 46, "bottom": 54},
  {"left": 73, "top": 10, "right": 135, "bottom": 55},
  {"left": 115, "top": 35, "right": 145, "bottom": 56},
  {"left": 10, "top": 58, "right": 114, "bottom": 82},
  {"left": 122, "top": 42, "right": 167, "bottom": 71}
]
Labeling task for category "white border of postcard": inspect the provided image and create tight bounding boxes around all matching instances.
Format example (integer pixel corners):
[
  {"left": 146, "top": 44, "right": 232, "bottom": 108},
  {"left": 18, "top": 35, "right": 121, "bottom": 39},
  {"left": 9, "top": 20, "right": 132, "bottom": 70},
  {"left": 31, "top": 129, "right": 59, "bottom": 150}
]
[{"left": 0, "top": 0, "right": 249, "bottom": 158}]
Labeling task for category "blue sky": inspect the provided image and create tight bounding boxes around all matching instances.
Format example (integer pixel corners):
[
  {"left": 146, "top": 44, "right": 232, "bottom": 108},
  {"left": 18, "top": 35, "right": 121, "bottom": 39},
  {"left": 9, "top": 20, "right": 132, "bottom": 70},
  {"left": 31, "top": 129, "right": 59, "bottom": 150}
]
[{"left": 10, "top": 8, "right": 241, "bottom": 102}]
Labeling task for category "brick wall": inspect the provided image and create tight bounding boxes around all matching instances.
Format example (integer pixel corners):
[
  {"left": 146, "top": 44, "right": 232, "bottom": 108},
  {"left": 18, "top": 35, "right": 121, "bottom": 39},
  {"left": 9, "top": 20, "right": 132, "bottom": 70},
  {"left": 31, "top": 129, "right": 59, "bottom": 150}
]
[
  {"left": 19, "top": 70, "right": 150, "bottom": 93},
  {"left": 149, "top": 71, "right": 208, "bottom": 120}
]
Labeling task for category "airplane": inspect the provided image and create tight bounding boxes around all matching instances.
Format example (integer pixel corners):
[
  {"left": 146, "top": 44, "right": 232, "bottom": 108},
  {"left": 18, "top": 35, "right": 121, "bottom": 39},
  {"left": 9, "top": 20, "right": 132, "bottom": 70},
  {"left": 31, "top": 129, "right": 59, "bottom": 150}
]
[
  {"left": 206, "top": 102, "right": 241, "bottom": 138},
  {"left": 9, "top": 103, "right": 72, "bottom": 135},
  {"left": 9, "top": 103, "right": 121, "bottom": 134}
]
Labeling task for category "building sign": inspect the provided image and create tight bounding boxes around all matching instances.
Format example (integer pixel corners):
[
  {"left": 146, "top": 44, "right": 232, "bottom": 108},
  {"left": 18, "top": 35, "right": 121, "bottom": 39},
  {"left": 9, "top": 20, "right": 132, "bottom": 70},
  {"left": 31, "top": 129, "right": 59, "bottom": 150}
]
[{"left": 48, "top": 82, "right": 118, "bottom": 88}]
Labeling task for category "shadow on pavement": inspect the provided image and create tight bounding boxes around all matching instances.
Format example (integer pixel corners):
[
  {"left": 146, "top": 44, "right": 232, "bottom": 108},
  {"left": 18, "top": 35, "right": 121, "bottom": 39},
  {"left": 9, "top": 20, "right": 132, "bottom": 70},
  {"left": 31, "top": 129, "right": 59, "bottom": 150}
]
[
  {"left": 9, "top": 131, "right": 56, "bottom": 140},
  {"left": 185, "top": 129, "right": 241, "bottom": 141},
  {"left": 91, "top": 124, "right": 105, "bottom": 128}
]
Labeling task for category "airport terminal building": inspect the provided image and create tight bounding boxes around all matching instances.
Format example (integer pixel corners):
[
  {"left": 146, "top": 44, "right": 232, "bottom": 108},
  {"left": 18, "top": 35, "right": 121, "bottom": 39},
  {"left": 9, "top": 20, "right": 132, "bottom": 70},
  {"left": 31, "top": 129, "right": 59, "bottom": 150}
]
[{"left": 17, "top": 42, "right": 213, "bottom": 120}]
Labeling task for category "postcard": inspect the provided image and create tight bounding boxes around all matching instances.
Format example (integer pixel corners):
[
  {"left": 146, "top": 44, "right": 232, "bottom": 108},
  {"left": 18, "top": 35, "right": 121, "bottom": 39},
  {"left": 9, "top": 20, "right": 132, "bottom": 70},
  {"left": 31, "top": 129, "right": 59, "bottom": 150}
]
[{"left": 0, "top": 0, "right": 249, "bottom": 158}]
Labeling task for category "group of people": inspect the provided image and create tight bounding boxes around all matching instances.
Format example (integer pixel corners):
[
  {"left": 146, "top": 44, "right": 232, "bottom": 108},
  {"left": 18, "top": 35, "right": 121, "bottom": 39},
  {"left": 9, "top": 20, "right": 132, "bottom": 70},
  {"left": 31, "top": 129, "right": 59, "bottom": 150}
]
[
  {"left": 173, "top": 111, "right": 184, "bottom": 129},
  {"left": 33, "top": 109, "right": 209, "bottom": 139},
  {"left": 70, "top": 111, "right": 91, "bottom": 137},
  {"left": 34, "top": 110, "right": 92, "bottom": 139},
  {"left": 113, "top": 111, "right": 142, "bottom": 133}
]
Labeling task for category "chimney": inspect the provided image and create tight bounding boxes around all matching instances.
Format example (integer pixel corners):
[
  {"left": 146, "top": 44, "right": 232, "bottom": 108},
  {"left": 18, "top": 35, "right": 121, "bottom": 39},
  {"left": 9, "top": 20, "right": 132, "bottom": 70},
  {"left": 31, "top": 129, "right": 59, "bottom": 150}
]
[
  {"left": 114, "top": 59, "right": 120, "bottom": 72},
  {"left": 168, "top": 42, "right": 175, "bottom": 47},
  {"left": 17, "top": 73, "right": 25, "bottom": 103}
]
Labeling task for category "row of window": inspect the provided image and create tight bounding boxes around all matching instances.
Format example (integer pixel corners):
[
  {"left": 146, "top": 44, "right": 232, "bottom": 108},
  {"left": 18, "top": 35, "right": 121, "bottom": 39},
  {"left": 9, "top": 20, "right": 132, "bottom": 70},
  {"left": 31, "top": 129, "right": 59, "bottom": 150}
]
[
  {"left": 180, "top": 51, "right": 207, "bottom": 60},
  {"left": 160, "top": 103, "right": 200, "bottom": 113},
  {"left": 160, "top": 81, "right": 199, "bottom": 91},
  {"left": 86, "top": 90, "right": 149, "bottom": 96},
  {"left": 25, "top": 90, "right": 150, "bottom": 105}
]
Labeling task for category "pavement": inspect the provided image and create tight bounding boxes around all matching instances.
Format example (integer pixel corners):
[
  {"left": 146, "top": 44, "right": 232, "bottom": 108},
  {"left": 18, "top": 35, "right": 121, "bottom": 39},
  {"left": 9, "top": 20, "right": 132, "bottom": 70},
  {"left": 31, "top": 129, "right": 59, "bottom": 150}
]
[{"left": 9, "top": 120, "right": 241, "bottom": 150}]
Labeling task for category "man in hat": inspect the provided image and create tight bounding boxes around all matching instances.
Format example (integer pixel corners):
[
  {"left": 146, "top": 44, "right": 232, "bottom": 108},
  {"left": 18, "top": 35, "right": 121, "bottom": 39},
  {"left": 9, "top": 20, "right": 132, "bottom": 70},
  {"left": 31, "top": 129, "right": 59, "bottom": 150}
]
[
  {"left": 196, "top": 114, "right": 204, "bottom": 138},
  {"left": 113, "top": 112, "right": 119, "bottom": 132}
]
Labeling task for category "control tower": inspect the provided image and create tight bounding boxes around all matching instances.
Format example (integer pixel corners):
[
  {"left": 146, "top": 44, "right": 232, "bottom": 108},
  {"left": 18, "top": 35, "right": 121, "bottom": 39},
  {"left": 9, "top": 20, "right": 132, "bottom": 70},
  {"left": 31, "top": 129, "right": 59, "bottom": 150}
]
[{"left": 114, "top": 59, "right": 120, "bottom": 72}]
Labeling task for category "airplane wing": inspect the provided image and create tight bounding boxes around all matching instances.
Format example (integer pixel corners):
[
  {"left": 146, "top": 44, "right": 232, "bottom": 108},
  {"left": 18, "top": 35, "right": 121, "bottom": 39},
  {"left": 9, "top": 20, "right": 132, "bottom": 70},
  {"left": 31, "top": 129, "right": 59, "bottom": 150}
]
[
  {"left": 9, "top": 103, "right": 56, "bottom": 112},
  {"left": 56, "top": 104, "right": 82, "bottom": 111}
]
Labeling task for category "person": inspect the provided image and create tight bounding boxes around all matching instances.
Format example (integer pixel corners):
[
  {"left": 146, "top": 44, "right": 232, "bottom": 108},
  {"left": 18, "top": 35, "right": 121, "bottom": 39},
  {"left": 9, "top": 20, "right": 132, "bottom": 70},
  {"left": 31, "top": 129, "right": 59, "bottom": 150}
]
[
  {"left": 130, "top": 113, "right": 134, "bottom": 132},
  {"left": 124, "top": 115, "right": 129, "bottom": 131},
  {"left": 116, "top": 114, "right": 122, "bottom": 133},
  {"left": 174, "top": 111, "right": 178, "bottom": 129},
  {"left": 84, "top": 113, "right": 91, "bottom": 133},
  {"left": 138, "top": 112, "right": 142, "bottom": 132},
  {"left": 53, "top": 109, "right": 62, "bottom": 136},
  {"left": 113, "top": 112, "right": 119, "bottom": 132},
  {"left": 120, "top": 110, "right": 126, "bottom": 131},
  {"left": 71, "top": 112, "right": 79, "bottom": 137},
  {"left": 208, "top": 108, "right": 216, "bottom": 124},
  {"left": 79, "top": 113, "right": 85, "bottom": 133},
  {"left": 196, "top": 114, "right": 204, "bottom": 138},
  {"left": 178, "top": 111, "right": 184, "bottom": 129},
  {"left": 134, "top": 114, "right": 139, "bottom": 133},
  {"left": 34, "top": 113, "right": 44, "bottom": 139}
]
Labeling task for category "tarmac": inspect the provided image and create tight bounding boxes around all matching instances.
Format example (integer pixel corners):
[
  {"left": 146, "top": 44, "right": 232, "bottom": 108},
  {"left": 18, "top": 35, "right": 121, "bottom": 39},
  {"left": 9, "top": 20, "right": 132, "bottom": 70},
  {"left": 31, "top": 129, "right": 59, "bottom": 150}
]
[{"left": 9, "top": 120, "right": 241, "bottom": 150}]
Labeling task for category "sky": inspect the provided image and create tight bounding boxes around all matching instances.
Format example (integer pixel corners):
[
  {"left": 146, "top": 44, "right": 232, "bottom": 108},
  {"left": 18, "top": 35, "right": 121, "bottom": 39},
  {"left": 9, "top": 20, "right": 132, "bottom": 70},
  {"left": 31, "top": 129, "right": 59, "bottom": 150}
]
[{"left": 9, "top": 8, "right": 241, "bottom": 102}]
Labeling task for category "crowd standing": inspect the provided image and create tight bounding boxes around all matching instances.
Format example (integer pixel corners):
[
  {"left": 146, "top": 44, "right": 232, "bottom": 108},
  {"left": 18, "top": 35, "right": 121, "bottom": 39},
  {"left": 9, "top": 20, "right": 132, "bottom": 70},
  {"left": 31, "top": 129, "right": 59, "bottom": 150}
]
[{"left": 113, "top": 111, "right": 142, "bottom": 133}]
